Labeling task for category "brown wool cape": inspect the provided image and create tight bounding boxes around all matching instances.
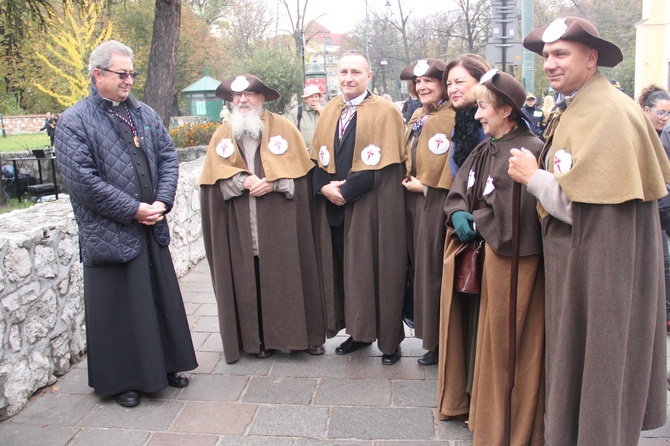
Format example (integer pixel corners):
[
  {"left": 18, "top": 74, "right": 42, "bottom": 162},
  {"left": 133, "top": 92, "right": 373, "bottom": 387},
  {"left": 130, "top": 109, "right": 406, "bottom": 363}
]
[
  {"left": 404, "top": 101, "right": 456, "bottom": 350},
  {"left": 439, "top": 125, "right": 545, "bottom": 445},
  {"left": 311, "top": 93, "right": 407, "bottom": 356},
  {"left": 199, "top": 112, "right": 324, "bottom": 364},
  {"left": 540, "top": 73, "right": 669, "bottom": 445}
]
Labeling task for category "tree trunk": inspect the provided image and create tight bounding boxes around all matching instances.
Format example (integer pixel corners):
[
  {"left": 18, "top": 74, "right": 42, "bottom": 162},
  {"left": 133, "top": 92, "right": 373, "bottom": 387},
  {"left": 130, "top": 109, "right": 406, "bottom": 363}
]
[{"left": 144, "top": 0, "right": 181, "bottom": 127}]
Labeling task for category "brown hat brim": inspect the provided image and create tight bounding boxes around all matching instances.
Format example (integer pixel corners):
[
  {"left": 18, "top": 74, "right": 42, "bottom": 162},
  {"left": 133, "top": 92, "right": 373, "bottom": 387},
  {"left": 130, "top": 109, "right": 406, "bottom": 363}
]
[
  {"left": 523, "top": 17, "right": 623, "bottom": 68},
  {"left": 479, "top": 69, "right": 528, "bottom": 123},
  {"left": 399, "top": 58, "right": 447, "bottom": 81},
  {"left": 215, "top": 74, "right": 280, "bottom": 102}
]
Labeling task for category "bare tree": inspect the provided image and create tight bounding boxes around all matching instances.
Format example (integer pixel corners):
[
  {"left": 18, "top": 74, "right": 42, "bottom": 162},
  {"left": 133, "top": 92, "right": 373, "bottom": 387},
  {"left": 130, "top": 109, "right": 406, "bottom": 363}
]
[
  {"left": 450, "top": 0, "right": 491, "bottom": 54},
  {"left": 223, "top": 0, "right": 275, "bottom": 58}
]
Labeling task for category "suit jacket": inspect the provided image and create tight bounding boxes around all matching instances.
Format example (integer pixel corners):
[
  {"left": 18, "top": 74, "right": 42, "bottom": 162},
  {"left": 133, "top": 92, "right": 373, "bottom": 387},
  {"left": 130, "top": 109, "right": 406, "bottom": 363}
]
[{"left": 312, "top": 110, "right": 374, "bottom": 226}]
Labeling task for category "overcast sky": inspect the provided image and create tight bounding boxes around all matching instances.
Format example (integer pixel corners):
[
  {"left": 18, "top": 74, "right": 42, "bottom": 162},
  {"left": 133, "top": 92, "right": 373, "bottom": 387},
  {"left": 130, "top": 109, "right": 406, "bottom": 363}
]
[{"left": 273, "top": 0, "right": 455, "bottom": 34}]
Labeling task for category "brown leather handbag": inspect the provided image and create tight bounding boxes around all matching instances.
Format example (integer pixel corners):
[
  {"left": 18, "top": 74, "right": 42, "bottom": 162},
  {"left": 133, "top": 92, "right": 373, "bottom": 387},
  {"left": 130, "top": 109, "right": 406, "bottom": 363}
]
[{"left": 455, "top": 239, "right": 484, "bottom": 294}]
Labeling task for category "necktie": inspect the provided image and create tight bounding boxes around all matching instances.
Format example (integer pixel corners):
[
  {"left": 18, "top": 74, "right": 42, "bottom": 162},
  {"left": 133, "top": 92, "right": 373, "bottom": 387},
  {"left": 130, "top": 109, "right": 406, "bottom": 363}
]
[{"left": 339, "top": 102, "right": 355, "bottom": 139}]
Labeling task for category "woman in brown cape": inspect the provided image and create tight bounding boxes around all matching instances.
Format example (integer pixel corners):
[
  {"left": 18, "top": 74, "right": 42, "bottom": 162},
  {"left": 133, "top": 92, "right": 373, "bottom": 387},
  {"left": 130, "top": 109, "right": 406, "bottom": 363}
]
[
  {"left": 399, "top": 58, "right": 455, "bottom": 366},
  {"left": 440, "top": 70, "right": 545, "bottom": 445}
]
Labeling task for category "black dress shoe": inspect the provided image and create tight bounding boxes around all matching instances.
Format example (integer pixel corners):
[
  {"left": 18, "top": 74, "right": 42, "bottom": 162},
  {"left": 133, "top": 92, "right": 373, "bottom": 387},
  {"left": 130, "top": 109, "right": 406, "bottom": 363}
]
[
  {"left": 335, "top": 337, "right": 372, "bottom": 355},
  {"left": 417, "top": 347, "right": 438, "bottom": 366},
  {"left": 115, "top": 390, "right": 140, "bottom": 407},
  {"left": 167, "top": 372, "right": 190, "bottom": 388},
  {"left": 381, "top": 347, "right": 401, "bottom": 365},
  {"left": 305, "top": 344, "right": 325, "bottom": 355}
]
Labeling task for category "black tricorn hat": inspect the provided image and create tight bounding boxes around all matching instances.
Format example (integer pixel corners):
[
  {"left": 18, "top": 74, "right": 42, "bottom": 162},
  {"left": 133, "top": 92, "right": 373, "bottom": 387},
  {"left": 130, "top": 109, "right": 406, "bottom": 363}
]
[
  {"left": 215, "top": 74, "right": 280, "bottom": 102},
  {"left": 523, "top": 17, "right": 623, "bottom": 68},
  {"left": 399, "top": 58, "right": 447, "bottom": 81}
]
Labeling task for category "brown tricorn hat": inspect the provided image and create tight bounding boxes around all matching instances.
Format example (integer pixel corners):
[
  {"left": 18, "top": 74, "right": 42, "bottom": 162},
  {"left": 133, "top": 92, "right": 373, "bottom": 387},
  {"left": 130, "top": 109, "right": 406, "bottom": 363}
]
[
  {"left": 215, "top": 74, "right": 280, "bottom": 102},
  {"left": 400, "top": 58, "right": 448, "bottom": 99},
  {"left": 523, "top": 17, "right": 623, "bottom": 68},
  {"left": 399, "top": 58, "right": 447, "bottom": 81},
  {"left": 478, "top": 69, "right": 528, "bottom": 122}
]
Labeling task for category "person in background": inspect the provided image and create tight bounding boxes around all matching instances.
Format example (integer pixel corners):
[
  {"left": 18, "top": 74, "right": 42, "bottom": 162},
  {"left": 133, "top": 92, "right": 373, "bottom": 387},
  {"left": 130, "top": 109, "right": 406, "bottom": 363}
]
[
  {"left": 285, "top": 85, "right": 324, "bottom": 152},
  {"left": 311, "top": 50, "right": 407, "bottom": 365},
  {"left": 399, "top": 58, "right": 455, "bottom": 366},
  {"left": 40, "top": 112, "right": 57, "bottom": 148},
  {"left": 521, "top": 93, "right": 545, "bottom": 139},
  {"left": 509, "top": 16, "right": 670, "bottom": 445},
  {"left": 402, "top": 92, "right": 423, "bottom": 123},
  {"left": 200, "top": 74, "right": 325, "bottom": 363},
  {"left": 437, "top": 52, "right": 490, "bottom": 423},
  {"left": 541, "top": 95, "right": 556, "bottom": 129},
  {"left": 55, "top": 40, "right": 197, "bottom": 408},
  {"left": 639, "top": 84, "right": 670, "bottom": 334},
  {"left": 445, "top": 69, "right": 545, "bottom": 444}
]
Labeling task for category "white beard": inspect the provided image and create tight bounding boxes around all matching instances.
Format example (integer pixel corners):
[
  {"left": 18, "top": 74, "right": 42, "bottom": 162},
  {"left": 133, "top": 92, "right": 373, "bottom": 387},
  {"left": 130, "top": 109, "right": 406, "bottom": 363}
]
[{"left": 230, "top": 104, "right": 264, "bottom": 140}]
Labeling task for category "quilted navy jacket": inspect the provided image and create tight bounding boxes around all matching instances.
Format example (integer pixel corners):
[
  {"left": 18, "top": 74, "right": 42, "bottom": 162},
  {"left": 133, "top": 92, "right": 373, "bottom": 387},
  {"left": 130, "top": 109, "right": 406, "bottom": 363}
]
[{"left": 55, "top": 84, "right": 179, "bottom": 266}]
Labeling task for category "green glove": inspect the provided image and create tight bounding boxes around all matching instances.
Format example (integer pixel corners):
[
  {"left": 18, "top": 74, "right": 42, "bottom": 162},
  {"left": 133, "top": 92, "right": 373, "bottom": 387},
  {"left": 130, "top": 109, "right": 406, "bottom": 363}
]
[{"left": 451, "top": 211, "right": 477, "bottom": 242}]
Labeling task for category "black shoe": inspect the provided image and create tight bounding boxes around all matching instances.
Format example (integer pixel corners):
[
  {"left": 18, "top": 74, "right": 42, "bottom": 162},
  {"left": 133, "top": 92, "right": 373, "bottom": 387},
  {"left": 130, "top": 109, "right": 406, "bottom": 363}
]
[
  {"left": 417, "top": 347, "right": 438, "bottom": 366},
  {"left": 381, "top": 347, "right": 402, "bottom": 365},
  {"left": 115, "top": 390, "right": 140, "bottom": 407},
  {"left": 167, "top": 372, "right": 190, "bottom": 388},
  {"left": 335, "top": 337, "right": 372, "bottom": 355}
]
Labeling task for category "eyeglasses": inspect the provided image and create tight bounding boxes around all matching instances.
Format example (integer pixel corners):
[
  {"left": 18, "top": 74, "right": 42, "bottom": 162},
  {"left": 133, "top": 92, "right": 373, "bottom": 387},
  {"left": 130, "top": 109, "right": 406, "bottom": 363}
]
[
  {"left": 650, "top": 108, "right": 670, "bottom": 119},
  {"left": 231, "top": 92, "right": 257, "bottom": 100},
  {"left": 100, "top": 68, "right": 139, "bottom": 80}
]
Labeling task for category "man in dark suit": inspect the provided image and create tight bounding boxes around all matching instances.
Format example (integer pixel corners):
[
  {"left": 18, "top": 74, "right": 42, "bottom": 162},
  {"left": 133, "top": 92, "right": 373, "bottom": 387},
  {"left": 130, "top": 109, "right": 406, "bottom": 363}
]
[{"left": 311, "top": 50, "right": 407, "bottom": 365}]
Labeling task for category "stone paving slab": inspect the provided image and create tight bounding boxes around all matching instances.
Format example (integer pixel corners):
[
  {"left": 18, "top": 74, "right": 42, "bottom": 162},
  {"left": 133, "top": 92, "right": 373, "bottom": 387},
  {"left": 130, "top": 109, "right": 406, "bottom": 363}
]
[
  {"left": 327, "top": 407, "right": 435, "bottom": 440},
  {"left": 10, "top": 392, "right": 98, "bottom": 426},
  {"left": 48, "top": 367, "right": 92, "bottom": 394},
  {"left": 212, "top": 355, "right": 274, "bottom": 376},
  {"left": 171, "top": 401, "right": 256, "bottom": 435},
  {"left": 244, "top": 376, "right": 318, "bottom": 405},
  {"left": 189, "top": 315, "right": 220, "bottom": 332},
  {"left": 191, "top": 350, "right": 221, "bottom": 374},
  {"left": 79, "top": 398, "right": 184, "bottom": 431},
  {"left": 145, "top": 432, "right": 219, "bottom": 446},
  {"left": 271, "top": 355, "right": 349, "bottom": 379},
  {"left": 346, "top": 356, "right": 427, "bottom": 380},
  {"left": 0, "top": 423, "right": 80, "bottom": 445},
  {"left": 199, "top": 333, "right": 224, "bottom": 352},
  {"left": 177, "top": 374, "right": 248, "bottom": 401},
  {"left": 218, "top": 436, "right": 294, "bottom": 445},
  {"left": 69, "top": 428, "right": 150, "bottom": 445},
  {"left": 392, "top": 379, "right": 438, "bottom": 407},
  {"left": 249, "top": 405, "right": 330, "bottom": 438},
  {"left": 314, "top": 378, "right": 390, "bottom": 406}
]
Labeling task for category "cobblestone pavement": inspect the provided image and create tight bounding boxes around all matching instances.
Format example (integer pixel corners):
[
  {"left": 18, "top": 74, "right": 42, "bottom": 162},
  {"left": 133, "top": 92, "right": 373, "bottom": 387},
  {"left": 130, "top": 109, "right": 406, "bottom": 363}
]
[{"left": 1, "top": 259, "right": 669, "bottom": 445}]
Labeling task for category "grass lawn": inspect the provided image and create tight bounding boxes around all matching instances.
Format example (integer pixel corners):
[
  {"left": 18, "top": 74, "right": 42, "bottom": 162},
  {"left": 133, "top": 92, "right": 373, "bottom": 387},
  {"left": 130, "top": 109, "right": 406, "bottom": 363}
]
[
  {"left": 0, "top": 197, "right": 35, "bottom": 214},
  {"left": 0, "top": 133, "right": 50, "bottom": 152}
]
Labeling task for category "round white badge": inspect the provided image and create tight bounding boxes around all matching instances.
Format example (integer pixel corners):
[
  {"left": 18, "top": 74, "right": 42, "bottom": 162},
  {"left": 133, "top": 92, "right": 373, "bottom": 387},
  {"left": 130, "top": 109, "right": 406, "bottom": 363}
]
[
  {"left": 268, "top": 135, "right": 288, "bottom": 155},
  {"left": 428, "top": 133, "right": 450, "bottom": 155},
  {"left": 413, "top": 59, "right": 430, "bottom": 77},
  {"left": 216, "top": 138, "right": 235, "bottom": 159},
  {"left": 553, "top": 149, "right": 573, "bottom": 173},
  {"left": 231, "top": 75, "right": 250, "bottom": 92},
  {"left": 319, "top": 146, "right": 330, "bottom": 167},
  {"left": 361, "top": 144, "right": 381, "bottom": 166},
  {"left": 542, "top": 18, "right": 568, "bottom": 43}
]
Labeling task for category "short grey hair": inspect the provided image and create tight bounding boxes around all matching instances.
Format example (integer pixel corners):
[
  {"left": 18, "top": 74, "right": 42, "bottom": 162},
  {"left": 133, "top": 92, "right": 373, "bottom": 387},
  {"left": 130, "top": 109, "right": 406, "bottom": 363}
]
[
  {"left": 338, "top": 50, "right": 371, "bottom": 72},
  {"left": 88, "top": 40, "right": 134, "bottom": 76}
]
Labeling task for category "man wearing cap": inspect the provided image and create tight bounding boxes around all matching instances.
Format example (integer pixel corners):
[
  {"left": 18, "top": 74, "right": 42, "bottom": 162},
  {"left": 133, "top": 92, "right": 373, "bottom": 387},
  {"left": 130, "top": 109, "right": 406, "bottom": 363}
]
[
  {"left": 521, "top": 93, "right": 545, "bottom": 139},
  {"left": 508, "top": 17, "right": 670, "bottom": 444},
  {"left": 200, "top": 74, "right": 325, "bottom": 364},
  {"left": 311, "top": 50, "right": 407, "bottom": 365},
  {"left": 285, "top": 85, "right": 324, "bottom": 152}
]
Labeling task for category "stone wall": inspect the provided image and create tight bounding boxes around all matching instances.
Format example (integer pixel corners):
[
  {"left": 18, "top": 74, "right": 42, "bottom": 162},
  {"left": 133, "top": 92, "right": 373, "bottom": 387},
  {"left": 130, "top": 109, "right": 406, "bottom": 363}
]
[
  {"left": 0, "top": 115, "right": 52, "bottom": 135},
  {"left": 0, "top": 156, "right": 206, "bottom": 419}
]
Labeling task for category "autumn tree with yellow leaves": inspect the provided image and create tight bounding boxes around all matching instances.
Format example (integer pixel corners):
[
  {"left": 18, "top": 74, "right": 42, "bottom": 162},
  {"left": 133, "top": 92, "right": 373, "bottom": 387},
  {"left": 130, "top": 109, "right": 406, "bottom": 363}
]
[{"left": 31, "top": 0, "right": 112, "bottom": 107}]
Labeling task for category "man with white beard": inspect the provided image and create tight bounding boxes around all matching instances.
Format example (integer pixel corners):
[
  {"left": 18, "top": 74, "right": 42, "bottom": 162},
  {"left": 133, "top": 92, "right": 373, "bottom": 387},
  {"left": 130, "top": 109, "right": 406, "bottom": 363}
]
[{"left": 199, "top": 74, "right": 326, "bottom": 364}]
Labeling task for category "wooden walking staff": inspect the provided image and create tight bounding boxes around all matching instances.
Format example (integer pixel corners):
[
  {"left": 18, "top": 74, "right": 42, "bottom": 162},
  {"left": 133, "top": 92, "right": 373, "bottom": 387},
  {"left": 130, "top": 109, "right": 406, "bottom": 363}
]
[{"left": 503, "top": 181, "right": 522, "bottom": 446}]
